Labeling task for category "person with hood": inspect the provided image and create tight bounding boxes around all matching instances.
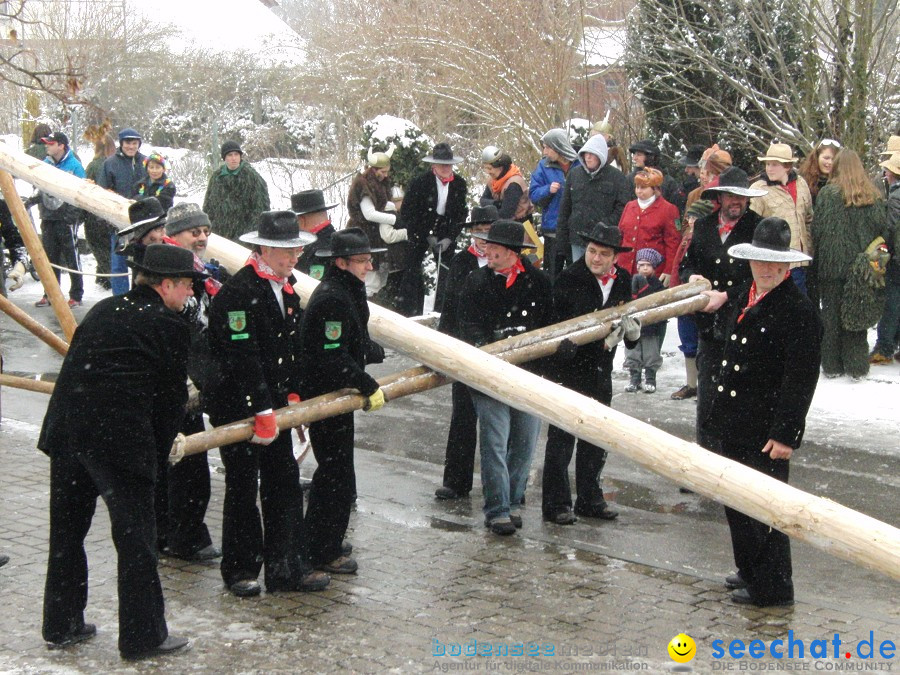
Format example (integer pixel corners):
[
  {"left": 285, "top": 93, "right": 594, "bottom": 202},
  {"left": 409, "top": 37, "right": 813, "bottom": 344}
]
[
  {"left": 25, "top": 123, "right": 52, "bottom": 160},
  {"left": 479, "top": 146, "right": 532, "bottom": 222},
  {"left": 530, "top": 129, "right": 579, "bottom": 278},
  {"left": 556, "top": 134, "right": 631, "bottom": 265},
  {"left": 202, "top": 141, "right": 271, "bottom": 244},
  {"left": 589, "top": 114, "right": 628, "bottom": 172},
  {"left": 98, "top": 127, "right": 147, "bottom": 295}
]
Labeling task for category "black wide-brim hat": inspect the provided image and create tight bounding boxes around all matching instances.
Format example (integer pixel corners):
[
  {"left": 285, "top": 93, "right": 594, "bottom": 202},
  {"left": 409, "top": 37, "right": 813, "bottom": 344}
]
[
  {"left": 701, "top": 166, "right": 767, "bottom": 199},
  {"left": 316, "top": 227, "right": 387, "bottom": 258},
  {"left": 127, "top": 243, "right": 208, "bottom": 278},
  {"left": 471, "top": 219, "right": 528, "bottom": 250},
  {"left": 291, "top": 189, "right": 338, "bottom": 215},
  {"left": 239, "top": 210, "right": 317, "bottom": 248},
  {"left": 728, "top": 217, "right": 812, "bottom": 263},
  {"left": 576, "top": 221, "right": 632, "bottom": 253},
  {"left": 460, "top": 205, "right": 499, "bottom": 228},
  {"left": 120, "top": 197, "right": 167, "bottom": 241},
  {"left": 423, "top": 142, "right": 463, "bottom": 165},
  {"left": 678, "top": 144, "right": 705, "bottom": 167}
]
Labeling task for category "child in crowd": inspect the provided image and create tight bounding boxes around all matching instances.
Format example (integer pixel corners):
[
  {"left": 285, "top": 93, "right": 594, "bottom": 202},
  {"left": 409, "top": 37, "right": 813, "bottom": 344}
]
[
  {"left": 624, "top": 247, "right": 666, "bottom": 393},
  {"left": 135, "top": 152, "right": 176, "bottom": 211}
]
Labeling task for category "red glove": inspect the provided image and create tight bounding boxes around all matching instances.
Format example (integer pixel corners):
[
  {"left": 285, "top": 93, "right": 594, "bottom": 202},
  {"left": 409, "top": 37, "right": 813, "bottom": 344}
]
[
  {"left": 287, "top": 393, "right": 301, "bottom": 405},
  {"left": 250, "top": 411, "right": 279, "bottom": 445}
]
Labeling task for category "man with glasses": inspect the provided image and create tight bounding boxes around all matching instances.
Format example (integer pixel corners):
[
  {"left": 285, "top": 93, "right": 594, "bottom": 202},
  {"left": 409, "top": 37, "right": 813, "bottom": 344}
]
[{"left": 299, "top": 227, "right": 387, "bottom": 575}]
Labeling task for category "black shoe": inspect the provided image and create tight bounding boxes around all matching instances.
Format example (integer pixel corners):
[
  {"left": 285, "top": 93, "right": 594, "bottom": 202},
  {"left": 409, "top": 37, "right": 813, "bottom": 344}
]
[
  {"left": 316, "top": 556, "right": 358, "bottom": 574},
  {"left": 167, "top": 544, "right": 221, "bottom": 562},
  {"left": 485, "top": 517, "right": 516, "bottom": 536},
  {"left": 731, "top": 588, "right": 794, "bottom": 607},
  {"left": 46, "top": 624, "right": 97, "bottom": 650},
  {"left": 574, "top": 503, "right": 619, "bottom": 520},
  {"left": 0, "top": 553, "right": 8, "bottom": 568},
  {"left": 435, "top": 486, "right": 467, "bottom": 500},
  {"left": 122, "top": 635, "right": 191, "bottom": 660},
  {"left": 543, "top": 510, "right": 577, "bottom": 525},
  {"left": 228, "top": 579, "right": 261, "bottom": 597},
  {"left": 341, "top": 541, "right": 353, "bottom": 556},
  {"left": 725, "top": 573, "right": 746, "bottom": 590},
  {"left": 267, "top": 571, "right": 331, "bottom": 593},
  {"left": 509, "top": 514, "right": 523, "bottom": 529}
]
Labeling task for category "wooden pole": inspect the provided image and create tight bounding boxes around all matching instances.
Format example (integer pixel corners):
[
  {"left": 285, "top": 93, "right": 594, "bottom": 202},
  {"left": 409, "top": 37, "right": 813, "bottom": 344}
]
[
  {"left": 0, "top": 293, "right": 69, "bottom": 356},
  {"left": 0, "top": 373, "right": 55, "bottom": 395},
  {"left": 2, "top": 142, "right": 898, "bottom": 581},
  {"left": 0, "top": 170, "right": 78, "bottom": 341}
]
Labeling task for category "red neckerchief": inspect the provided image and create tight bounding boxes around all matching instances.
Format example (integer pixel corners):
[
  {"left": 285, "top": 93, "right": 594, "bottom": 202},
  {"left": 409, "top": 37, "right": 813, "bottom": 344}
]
[
  {"left": 246, "top": 251, "right": 294, "bottom": 294},
  {"left": 598, "top": 268, "right": 617, "bottom": 285},
  {"left": 497, "top": 258, "right": 525, "bottom": 288},
  {"left": 737, "top": 275, "right": 786, "bottom": 322},
  {"left": 309, "top": 220, "right": 331, "bottom": 235},
  {"left": 783, "top": 179, "right": 798, "bottom": 204},
  {"left": 433, "top": 167, "right": 455, "bottom": 185},
  {"left": 467, "top": 244, "right": 487, "bottom": 259},
  {"left": 718, "top": 214, "right": 739, "bottom": 238},
  {"left": 162, "top": 236, "right": 221, "bottom": 296}
]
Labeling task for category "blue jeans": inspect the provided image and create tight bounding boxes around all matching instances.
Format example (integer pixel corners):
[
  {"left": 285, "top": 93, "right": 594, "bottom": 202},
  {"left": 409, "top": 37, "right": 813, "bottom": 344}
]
[
  {"left": 470, "top": 392, "right": 541, "bottom": 521},
  {"left": 110, "top": 232, "right": 129, "bottom": 296},
  {"left": 874, "top": 276, "right": 900, "bottom": 357},
  {"left": 676, "top": 315, "right": 698, "bottom": 358},
  {"left": 790, "top": 267, "right": 807, "bottom": 296}
]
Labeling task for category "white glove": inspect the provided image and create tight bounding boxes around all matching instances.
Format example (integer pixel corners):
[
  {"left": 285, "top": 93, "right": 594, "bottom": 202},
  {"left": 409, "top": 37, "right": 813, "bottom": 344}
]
[
  {"left": 7, "top": 261, "right": 26, "bottom": 291},
  {"left": 621, "top": 315, "right": 642, "bottom": 342},
  {"left": 604, "top": 322, "right": 625, "bottom": 350},
  {"left": 384, "top": 201, "right": 396, "bottom": 212},
  {"left": 168, "top": 433, "right": 186, "bottom": 465}
]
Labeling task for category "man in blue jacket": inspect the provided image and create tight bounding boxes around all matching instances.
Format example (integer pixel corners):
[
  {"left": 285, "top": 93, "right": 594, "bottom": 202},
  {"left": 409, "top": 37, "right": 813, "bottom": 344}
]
[
  {"left": 33, "top": 132, "right": 86, "bottom": 307},
  {"left": 530, "top": 129, "right": 578, "bottom": 279},
  {"left": 98, "top": 128, "right": 147, "bottom": 295}
]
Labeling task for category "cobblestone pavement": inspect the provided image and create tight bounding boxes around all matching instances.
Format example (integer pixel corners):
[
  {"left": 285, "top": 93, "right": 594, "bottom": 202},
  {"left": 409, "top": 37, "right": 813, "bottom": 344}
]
[{"left": 1, "top": 413, "right": 898, "bottom": 674}]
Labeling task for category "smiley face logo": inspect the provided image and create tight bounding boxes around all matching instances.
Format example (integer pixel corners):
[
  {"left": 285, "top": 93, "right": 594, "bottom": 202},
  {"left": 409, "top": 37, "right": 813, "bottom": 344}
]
[{"left": 668, "top": 633, "right": 696, "bottom": 663}]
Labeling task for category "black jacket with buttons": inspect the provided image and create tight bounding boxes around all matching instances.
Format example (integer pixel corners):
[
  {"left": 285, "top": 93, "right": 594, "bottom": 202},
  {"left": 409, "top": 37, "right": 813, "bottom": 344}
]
[
  {"left": 704, "top": 276, "right": 822, "bottom": 449},
  {"left": 679, "top": 208, "right": 762, "bottom": 341},
  {"left": 206, "top": 264, "right": 303, "bottom": 424}
]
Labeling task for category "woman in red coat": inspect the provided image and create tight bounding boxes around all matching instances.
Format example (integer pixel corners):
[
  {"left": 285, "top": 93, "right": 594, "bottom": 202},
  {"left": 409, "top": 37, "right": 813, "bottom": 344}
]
[{"left": 616, "top": 167, "right": 681, "bottom": 286}]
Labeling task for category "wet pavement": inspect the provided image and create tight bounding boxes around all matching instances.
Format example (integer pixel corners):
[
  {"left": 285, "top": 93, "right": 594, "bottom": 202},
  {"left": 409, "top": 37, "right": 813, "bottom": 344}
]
[{"left": 1, "top": 294, "right": 899, "bottom": 673}]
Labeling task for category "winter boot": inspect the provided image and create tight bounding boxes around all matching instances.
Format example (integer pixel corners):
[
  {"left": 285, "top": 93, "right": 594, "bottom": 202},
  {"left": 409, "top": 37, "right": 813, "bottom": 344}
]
[
  {"left": 625, "top": 370, "right": 641, "bottom": 393},
  {"left": 643, "top": 369, "right": 657, "bottom": 394}
]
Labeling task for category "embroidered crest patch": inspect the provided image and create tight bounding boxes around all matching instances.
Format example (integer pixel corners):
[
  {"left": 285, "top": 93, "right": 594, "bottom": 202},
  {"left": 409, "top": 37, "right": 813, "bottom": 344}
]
[
  {"left": 324, "top": 321, "right": 342, "bottom": 340},
  {"left": 228, "top": 311, "right": 247, "bottom": 332},
  {"left": 310, "top": 265, "right": 325, "bottom": 280}
]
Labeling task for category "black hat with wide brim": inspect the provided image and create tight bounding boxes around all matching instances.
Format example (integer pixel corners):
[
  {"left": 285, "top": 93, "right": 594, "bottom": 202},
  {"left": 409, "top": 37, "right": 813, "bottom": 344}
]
[
  {"left": 127, "top": 243, "right": 208, "bottom": 278},
  {"left": 422, "top": 142, "right": 463, "bottom": 165},
  {"left": 316, "top": 227, "right": 387, "bottom": 258},
  {"left": 576, "top": 221, "right": 633, "bottom": 253},
  {"left": 678, "top": 144, "right": 705, "bottom": 167},
  {"left": 291, "top": 189, "right": 338, "bottom": 215},
  {"left": 239, "top": 211, "right": 317, "bottom": 248},
  {"left": 460, "top": 205, "right": 499, "bottom": 228},
  {"left": 728, "top": 217, "right": 812, "bottom": 263},
  {"left": 701, "top": 166, "right": 767, "bottom": 199},
  {"left": 471, "top": 219, "right": 528, "bottom": 250},
  {"left": 119, "top": 197, "right": 167, "bottom": 242}
]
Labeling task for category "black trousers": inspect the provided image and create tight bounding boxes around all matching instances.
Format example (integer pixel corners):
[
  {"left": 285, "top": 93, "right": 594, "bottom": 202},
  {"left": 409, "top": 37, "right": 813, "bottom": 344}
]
[
  {"left": 43, "top": 452, "right": 167, "bottom": 656},
  {"left": 305, "top": 412, "right": 355, "bottom": 566},
  {"left": 441, "top": 382, "right": 478, "bottom": 495},
  {"left": 542, "top": 367, "right": 612, "bottom": 516},
  {"left": 219, "top": 433, "right": 310, "bottom": 588},
  {"left": 696, "top": 335, "right": 724, "bottom": 453},
  {"left": 41, "top": 219, "right": 83, "bottom": 301},
  {"left": 155, "top": 413, "right": 213, "bottom": 556},
  {"left": 721, "top": 440, "right": 793, "bottom": 605}
]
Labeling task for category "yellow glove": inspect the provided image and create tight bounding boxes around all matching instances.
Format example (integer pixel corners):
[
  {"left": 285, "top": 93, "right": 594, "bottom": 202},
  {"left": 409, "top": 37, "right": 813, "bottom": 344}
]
[{"left": 363, "top": 388, "right": 385, "bottom": 412}]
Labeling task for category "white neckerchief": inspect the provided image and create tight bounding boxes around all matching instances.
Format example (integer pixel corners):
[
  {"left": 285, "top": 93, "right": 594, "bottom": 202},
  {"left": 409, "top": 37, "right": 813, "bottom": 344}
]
[
  {"left": 268, "top": 279, "right": 286, "bottom": 318},
  {"left": 637, "top": 195, "right": 657, "bottom": 210},
  {"left": 435, "top": 175, "right": 449, "bottom": 216}
]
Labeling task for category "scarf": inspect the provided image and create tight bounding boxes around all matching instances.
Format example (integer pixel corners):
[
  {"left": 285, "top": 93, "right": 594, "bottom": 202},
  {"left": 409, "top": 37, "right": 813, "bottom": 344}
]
[
  {"left": 737, "top": 275, "right": 787, "bottom": 322},
  {"left": 467, "top": 244, "right": 487, "bottom": 259},
  {"left": 432, "top": 166, "right": 455, "bottom": 185},
  {"left": 637, "top": 195, "right": 657, "bottom": 210},
  {"left": 246, "top": 251, "right": 294, "bottom": 294},
  {"left": 496, "top": 258, "right": 525, "bottom": 288},
  {"left": 718, "top": 214, "right": 739, "bottom": 238},
  {"left": 598, "top": 268, "right": 617, "bottom": 285},
  {"left": 137, "top": 177, "right": 172, "bottom": 198},
  {"left": 490, "top": 164, "right": 524, "bottom": 196},
  {"left": 163, "top": 236, "right": 222, "bottom": 296},
  {"left": 309, "top": 220, "right": 331, "bottom": 235}
]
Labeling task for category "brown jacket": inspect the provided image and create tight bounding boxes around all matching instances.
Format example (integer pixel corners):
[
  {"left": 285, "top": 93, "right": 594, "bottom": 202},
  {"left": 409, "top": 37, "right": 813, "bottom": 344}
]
[{"left": 750, "top": 175, "right": 814, "bottom": 267}]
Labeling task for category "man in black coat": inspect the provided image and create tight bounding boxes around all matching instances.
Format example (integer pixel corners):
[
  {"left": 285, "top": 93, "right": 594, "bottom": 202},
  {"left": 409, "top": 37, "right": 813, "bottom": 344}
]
[
  {"left": 396, "top": 143, "right": 468, "bottom": 315},
  {"left": 292, "top": 188, "right": 337, "bottom": 280},
  {"left": 434, "top": 206, "right": 496, "bottom": 501},
  {"left": 299, "top": 228, "right": 386, "bottom": 574},
  {"left": 542, "top": 223, "right": 640, "bottom": 524},
  {"left": 206, "top": 212, "right": 328, "bottom": 598},
  {"left": 679, "top": 167, "right": 766, "bottom": 454},
  {"left": 704, "top": 218, "right": 822, "bottom": 607},
  {"left": 39, "top": 245, "right": 200, "bottom": 659},
  {"left": 458, "top": 220, "right": 553, "bottom": 536}
]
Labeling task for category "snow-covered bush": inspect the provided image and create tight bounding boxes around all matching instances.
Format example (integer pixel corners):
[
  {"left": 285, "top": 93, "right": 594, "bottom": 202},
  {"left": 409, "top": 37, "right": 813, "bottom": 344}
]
[{"left": 359, "top": 115, "right": 433, "bottom": 191}]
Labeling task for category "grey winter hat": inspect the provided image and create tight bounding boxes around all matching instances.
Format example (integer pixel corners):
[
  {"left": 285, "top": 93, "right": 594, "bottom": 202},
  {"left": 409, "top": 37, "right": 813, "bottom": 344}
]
[
  {"left": 728, "top": 217, "right": 811, "bottom": 263},
  {"left": 540, "top": 129, "right": 577, "bottom": 163},
  {"left": 166, "top": 202, "right": 211, "bottom": 236}
]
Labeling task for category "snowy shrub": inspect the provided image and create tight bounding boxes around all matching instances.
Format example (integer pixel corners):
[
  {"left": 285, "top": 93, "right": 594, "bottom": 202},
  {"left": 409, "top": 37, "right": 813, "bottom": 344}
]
[{"left": 359, "top": 115, "right": 434, "bottom": 191}]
